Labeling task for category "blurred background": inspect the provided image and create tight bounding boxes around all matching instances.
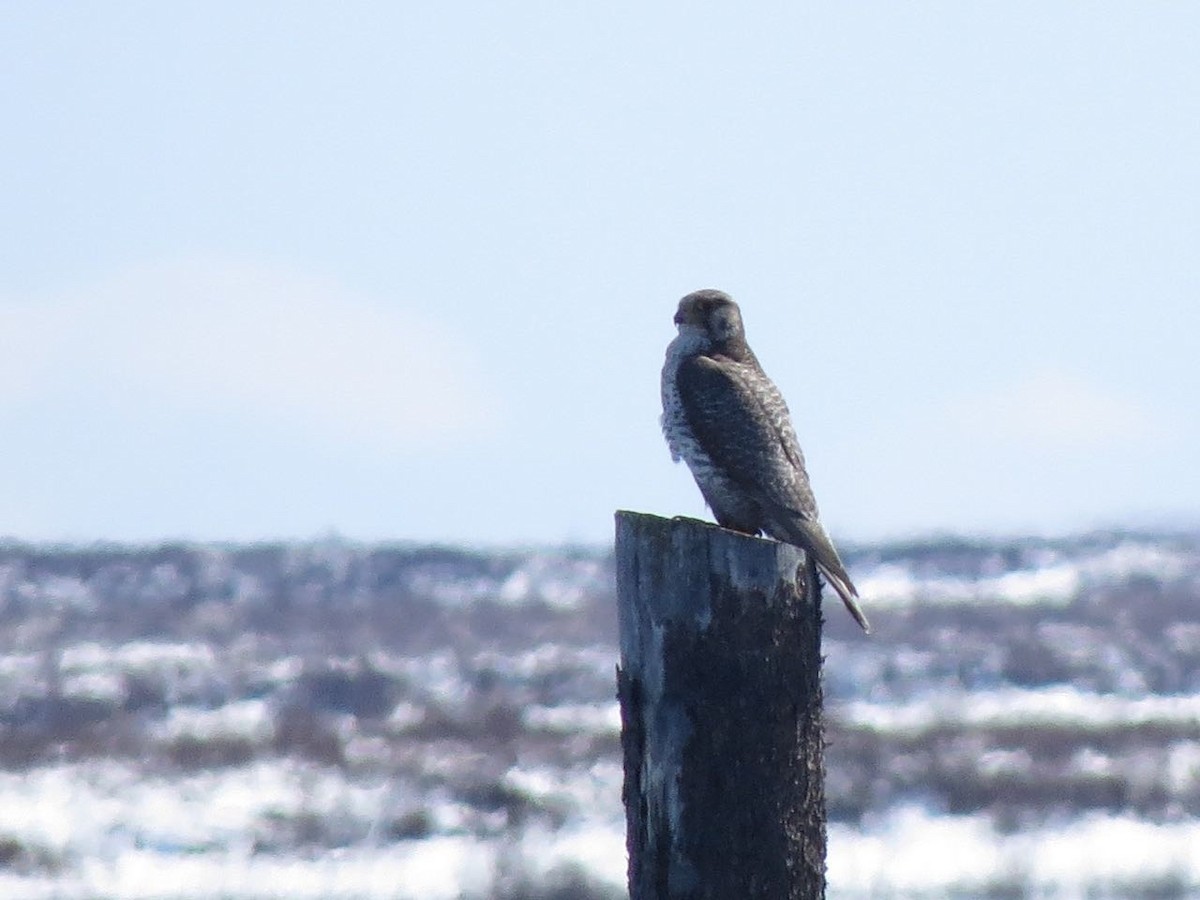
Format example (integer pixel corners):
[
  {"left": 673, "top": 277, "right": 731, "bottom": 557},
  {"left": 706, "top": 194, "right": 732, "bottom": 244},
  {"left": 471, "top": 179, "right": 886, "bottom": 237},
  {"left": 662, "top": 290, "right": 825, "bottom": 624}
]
[{"left": 1, "top": 3, "right": 1198, "bottom": 897}]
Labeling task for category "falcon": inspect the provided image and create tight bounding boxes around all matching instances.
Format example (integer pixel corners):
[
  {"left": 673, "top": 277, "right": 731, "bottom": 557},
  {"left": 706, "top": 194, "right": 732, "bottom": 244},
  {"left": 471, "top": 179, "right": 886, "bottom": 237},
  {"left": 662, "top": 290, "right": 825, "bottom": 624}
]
[{"left": 661, "top": 288, "right": 870, "bottom": 632}]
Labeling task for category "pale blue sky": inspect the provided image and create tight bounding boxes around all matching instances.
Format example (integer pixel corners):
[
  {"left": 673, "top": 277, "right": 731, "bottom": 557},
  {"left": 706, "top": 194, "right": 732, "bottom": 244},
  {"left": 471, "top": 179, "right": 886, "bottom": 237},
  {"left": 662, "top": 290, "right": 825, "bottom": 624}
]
[{"left": 2, "top": 3, "right": 1197, "bottom": 545}]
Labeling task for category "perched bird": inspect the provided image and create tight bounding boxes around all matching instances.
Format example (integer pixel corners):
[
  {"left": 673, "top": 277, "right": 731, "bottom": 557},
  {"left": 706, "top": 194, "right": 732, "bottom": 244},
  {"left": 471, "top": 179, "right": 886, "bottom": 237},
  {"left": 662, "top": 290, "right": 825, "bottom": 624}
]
[{"left": 661, "top": 289, "right": 870, "bottom": 632}]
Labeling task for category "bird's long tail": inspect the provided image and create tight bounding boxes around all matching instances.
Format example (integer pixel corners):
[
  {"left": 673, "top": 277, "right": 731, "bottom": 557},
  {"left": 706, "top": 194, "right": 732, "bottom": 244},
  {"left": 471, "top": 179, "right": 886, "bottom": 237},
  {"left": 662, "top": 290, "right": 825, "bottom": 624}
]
[
  {"left": 815, "top": 558, "right": 871, "bottom": 634},
  {"left": 781, "top": 518, "right": 871, "bottom": 633}
]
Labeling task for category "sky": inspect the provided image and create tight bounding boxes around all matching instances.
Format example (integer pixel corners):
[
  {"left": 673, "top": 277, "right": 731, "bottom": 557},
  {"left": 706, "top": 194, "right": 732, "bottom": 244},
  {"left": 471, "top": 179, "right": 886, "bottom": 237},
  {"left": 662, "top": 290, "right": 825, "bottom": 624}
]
[{"left": 1, "top": 3, "right": 1197, "bottom": 546}]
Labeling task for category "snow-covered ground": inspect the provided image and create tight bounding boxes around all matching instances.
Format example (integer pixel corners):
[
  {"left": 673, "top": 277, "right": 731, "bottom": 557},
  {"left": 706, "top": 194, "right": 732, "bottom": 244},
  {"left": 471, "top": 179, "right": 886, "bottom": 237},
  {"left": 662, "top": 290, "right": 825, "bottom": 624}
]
[
  {"left": 854, "top": 535, "right": 1197, "bottom": 608},
  {"left": 830, "top": 807, "right": 1200, "bottom": 898},
  {"left": 838, "top": 685, "right": 1200, "bottom": 732},
  {"left": 0, "top": 532, "right": 1196, "bottom": 897},
  {"left": 0, "top": 759, "right": 626, "bottom": 899},
  {"left": 2, "top": 763, "right": 1198, "bottom": 898}
]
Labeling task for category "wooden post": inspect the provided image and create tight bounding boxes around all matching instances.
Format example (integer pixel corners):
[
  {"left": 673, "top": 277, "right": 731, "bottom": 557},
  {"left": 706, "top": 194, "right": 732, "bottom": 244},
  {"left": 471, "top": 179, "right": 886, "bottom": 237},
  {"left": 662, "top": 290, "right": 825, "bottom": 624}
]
[{"left": 615, "top": 510, "right": 826, "bottom": 900}]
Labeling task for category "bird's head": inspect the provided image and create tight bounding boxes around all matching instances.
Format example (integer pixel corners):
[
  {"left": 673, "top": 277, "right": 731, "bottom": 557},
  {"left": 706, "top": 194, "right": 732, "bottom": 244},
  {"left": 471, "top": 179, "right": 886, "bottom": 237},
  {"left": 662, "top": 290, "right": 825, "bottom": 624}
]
[{"left": 674, "top": 289, "right": 746, "bottom": 347}]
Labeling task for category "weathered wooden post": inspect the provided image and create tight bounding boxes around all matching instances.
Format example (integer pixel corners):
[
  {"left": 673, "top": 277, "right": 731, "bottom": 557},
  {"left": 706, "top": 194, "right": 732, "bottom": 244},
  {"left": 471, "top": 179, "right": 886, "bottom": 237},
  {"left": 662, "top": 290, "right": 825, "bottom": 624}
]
[{"left": 615, "top": 510, "right": 826, "bottom": 899}]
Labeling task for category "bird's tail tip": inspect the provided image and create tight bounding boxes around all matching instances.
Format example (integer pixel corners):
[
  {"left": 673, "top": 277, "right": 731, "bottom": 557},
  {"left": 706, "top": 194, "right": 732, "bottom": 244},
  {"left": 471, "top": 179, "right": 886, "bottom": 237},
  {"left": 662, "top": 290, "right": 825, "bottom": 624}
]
[
  {"left": 844, "top": 598, "right": 871, "bottom": 634},
  {"left": 817, "top": 564, "right": 871, "bottom": 633}
]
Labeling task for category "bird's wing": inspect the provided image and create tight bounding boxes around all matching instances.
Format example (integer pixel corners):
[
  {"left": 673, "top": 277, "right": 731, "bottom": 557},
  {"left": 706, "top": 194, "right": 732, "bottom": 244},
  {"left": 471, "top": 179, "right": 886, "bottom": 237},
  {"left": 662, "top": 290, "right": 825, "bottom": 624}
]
[
  {"left": 675, "top": 354, "right": 819, "bottom": 518},
  {"left": 677, "top": 354, "right": 871, "bottom": 632}
]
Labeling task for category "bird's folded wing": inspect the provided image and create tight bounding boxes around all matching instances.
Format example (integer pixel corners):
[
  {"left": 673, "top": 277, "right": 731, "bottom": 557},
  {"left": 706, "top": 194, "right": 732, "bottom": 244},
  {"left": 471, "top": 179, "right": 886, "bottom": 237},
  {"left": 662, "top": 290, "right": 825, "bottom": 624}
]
[{"left": 675, "top": 355, "right": 819, "bottom": 520}]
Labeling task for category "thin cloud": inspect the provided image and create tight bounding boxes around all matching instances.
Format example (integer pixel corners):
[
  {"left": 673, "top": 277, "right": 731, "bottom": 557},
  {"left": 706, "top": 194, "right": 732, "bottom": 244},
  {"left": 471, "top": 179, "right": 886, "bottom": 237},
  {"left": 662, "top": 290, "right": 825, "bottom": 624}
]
[
  {"left": 957, "top": 369, "right": 1161, "bottom": 449},
  {"left": 0, "top": 259, "right": 499, "bottom": 451}
]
